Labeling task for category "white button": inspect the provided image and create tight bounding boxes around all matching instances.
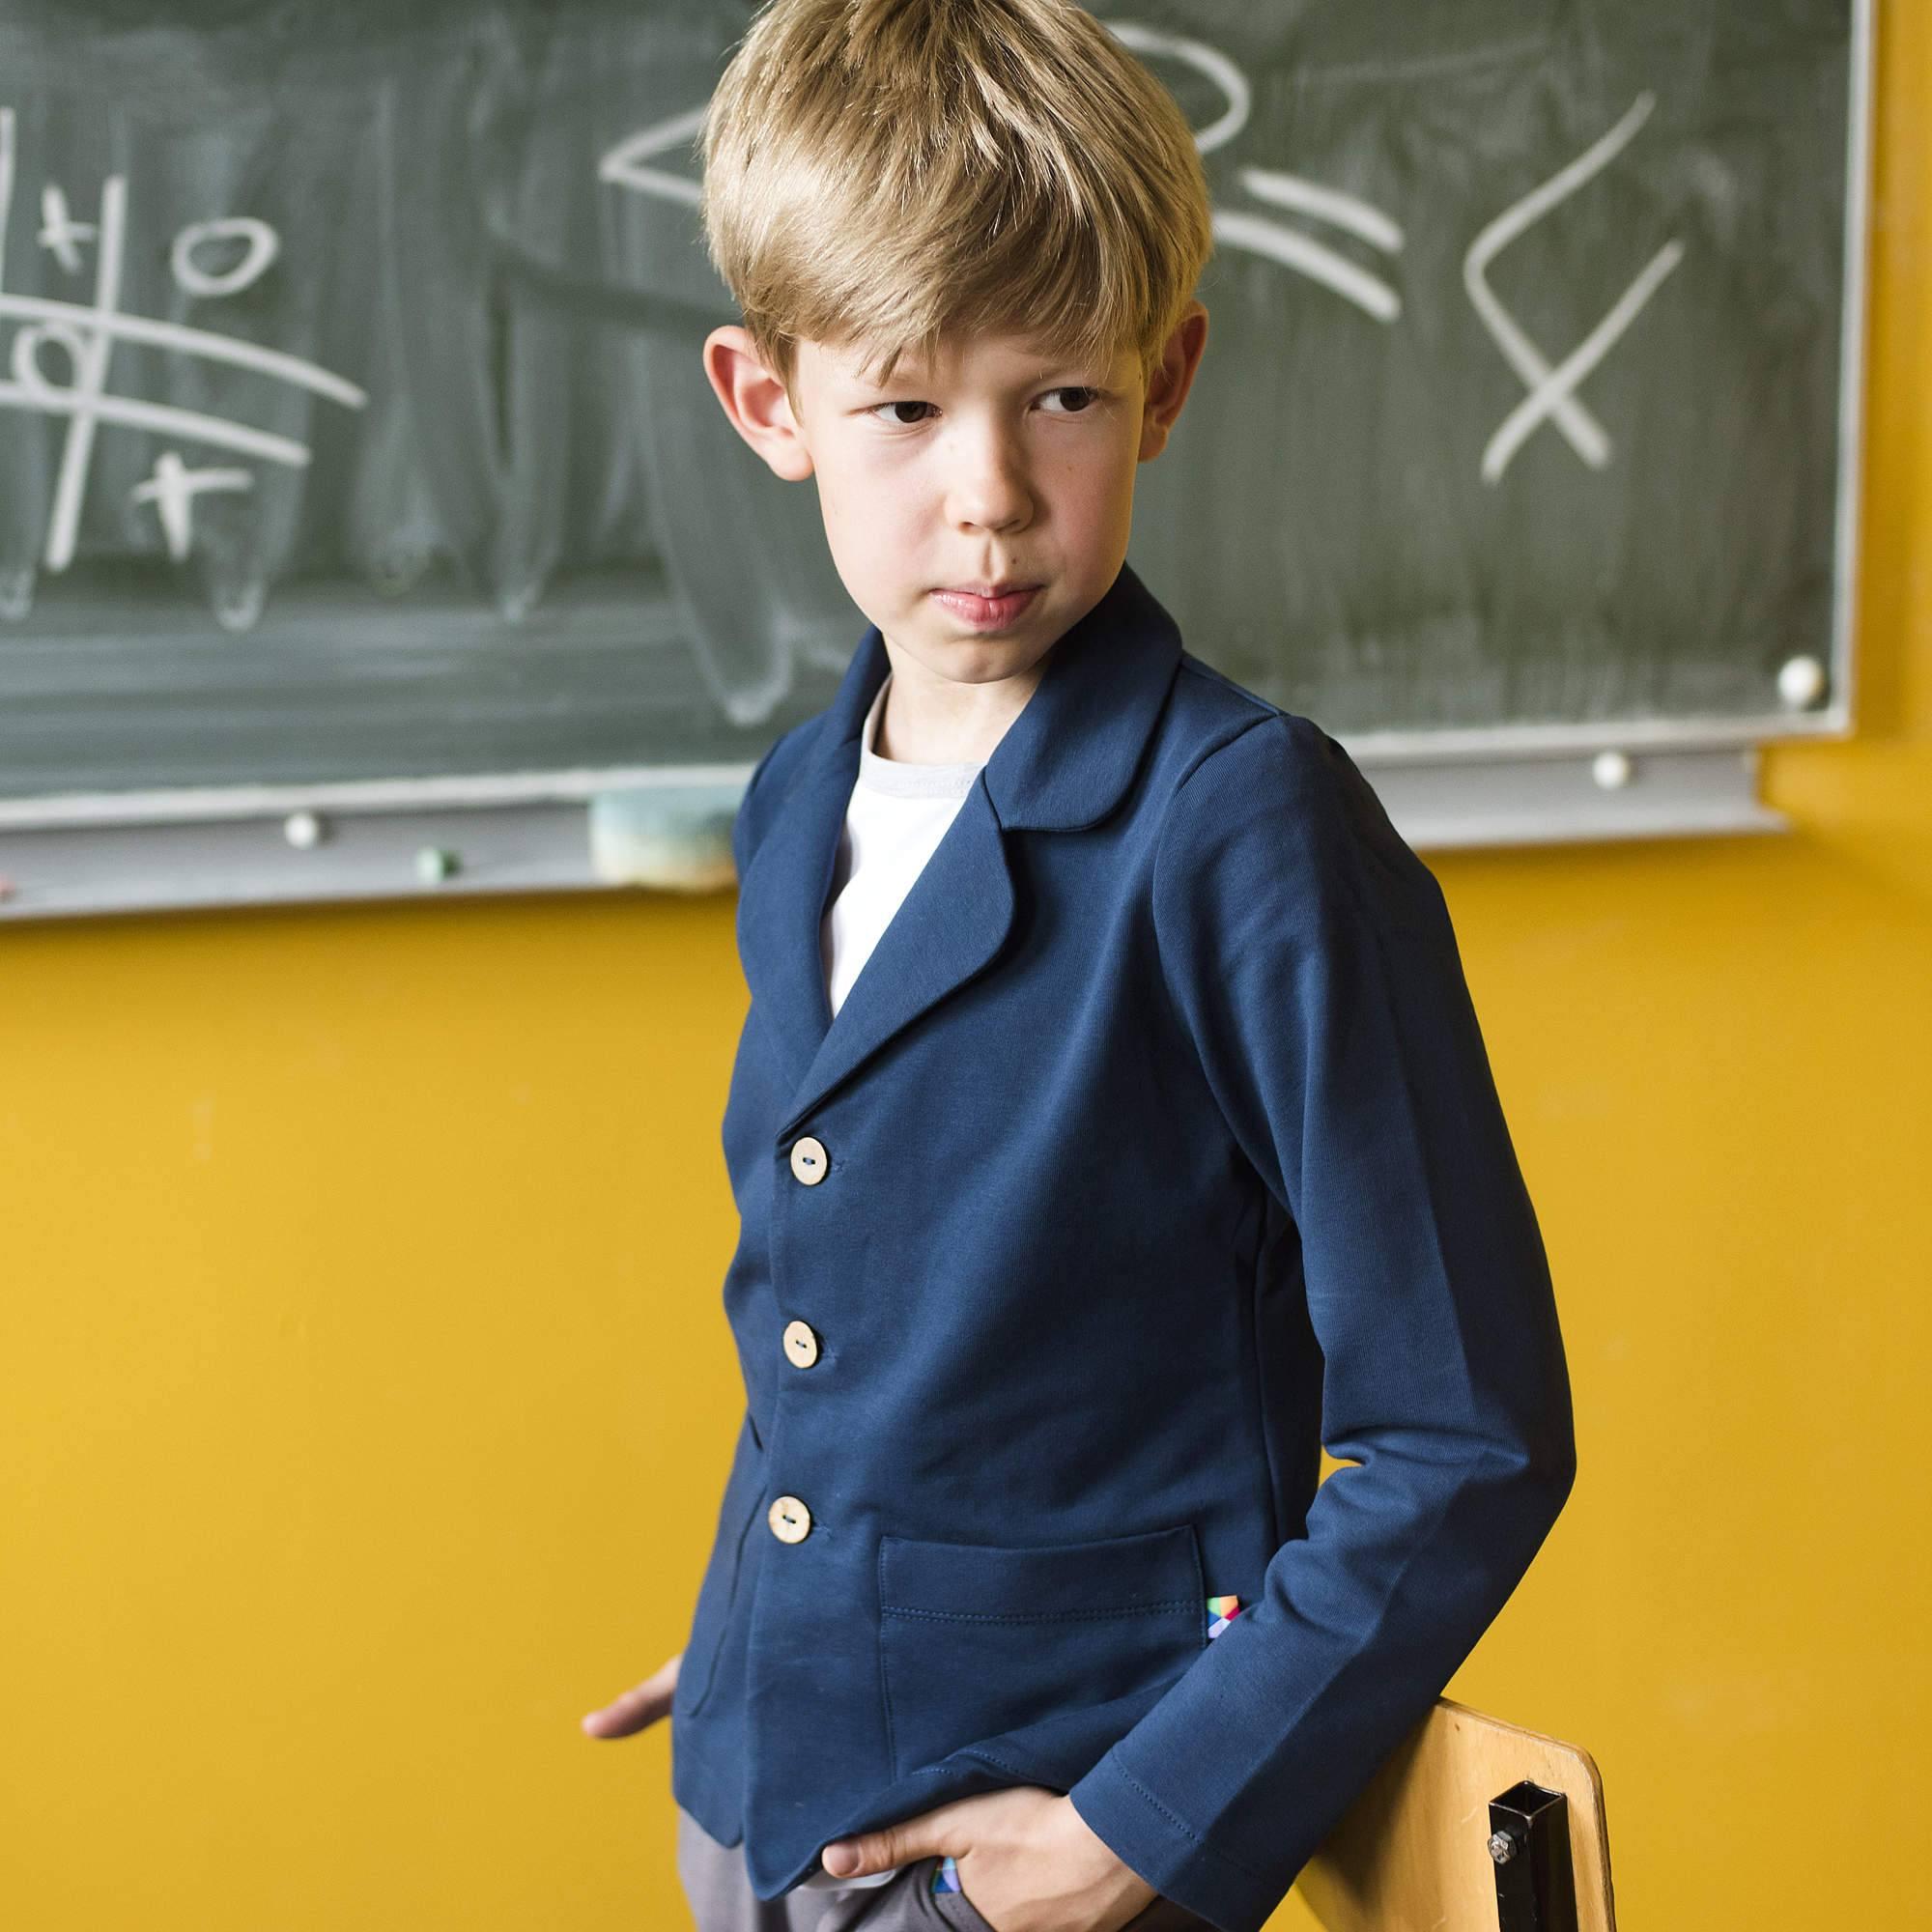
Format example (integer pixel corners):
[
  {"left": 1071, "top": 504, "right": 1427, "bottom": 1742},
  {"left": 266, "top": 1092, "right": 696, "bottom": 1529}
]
[
  {"left": 789, "top": 1135, "right": 829, "bottom": 1184},
  {"left": 768, "top": 1494, "right": 812, "bottom": 1544},
  {"left": 783, "top": 1320, "right": 820, "bottom": 1368}
]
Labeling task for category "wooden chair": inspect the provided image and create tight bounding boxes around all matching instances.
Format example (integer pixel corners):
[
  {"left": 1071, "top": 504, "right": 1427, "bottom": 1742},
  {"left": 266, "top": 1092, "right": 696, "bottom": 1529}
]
[{"left": 1295, "top": 1697, "right": 1616, "bottom": 1932}]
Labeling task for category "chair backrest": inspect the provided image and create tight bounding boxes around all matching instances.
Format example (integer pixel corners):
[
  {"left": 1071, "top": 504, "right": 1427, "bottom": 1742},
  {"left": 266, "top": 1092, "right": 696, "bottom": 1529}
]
[{"left": 1295, "top": 1697, "right": 1616, "bottom": 1932}]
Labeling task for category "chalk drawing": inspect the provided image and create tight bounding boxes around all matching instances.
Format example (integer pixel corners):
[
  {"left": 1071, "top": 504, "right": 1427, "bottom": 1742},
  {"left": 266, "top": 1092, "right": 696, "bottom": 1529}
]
[
  {"left": 1236, "top": 168, "right": 1406, "bottom": 257},
  {"left": 603, "top": 31, "right": 1406, "bottom": 327},
  {"left": 1463, "top": 92, "right": 1686, "bottom": 482},
  {"left": 171, "top": 215, "right": 280, "bottom": 299},
  {"left": 37, "top": 183, "right": 94, "bottom": 273},
  {"left": 598, "top": 104, "right": 708, "bottom": 208},
  {"left": 130, "top": 452, "right": 256, "bottom": 561},
  {"left": 1105, "top": 22, "right": 1405, "bottom": 325},
  {"left": 0, "top": 127, "right": 369, "bottom": 574},
  {"left": 1102, "top": 21, "right": 1252, "bottom": 155},
  {"left": 0, "top": 109, "right": 13, "bottom": 281}
]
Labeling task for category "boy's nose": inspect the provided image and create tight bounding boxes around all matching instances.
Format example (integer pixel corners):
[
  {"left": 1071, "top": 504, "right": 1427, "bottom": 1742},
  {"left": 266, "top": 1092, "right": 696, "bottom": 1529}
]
[{"left": 945, "top": 462, "right": 1033, "bottom": 534}]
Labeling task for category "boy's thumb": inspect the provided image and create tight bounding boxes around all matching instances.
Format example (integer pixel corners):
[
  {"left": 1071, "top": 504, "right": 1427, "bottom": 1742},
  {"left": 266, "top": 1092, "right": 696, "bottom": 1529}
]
[{"left": 823, "top": 1821, "right": 932, "bottom": 1877}]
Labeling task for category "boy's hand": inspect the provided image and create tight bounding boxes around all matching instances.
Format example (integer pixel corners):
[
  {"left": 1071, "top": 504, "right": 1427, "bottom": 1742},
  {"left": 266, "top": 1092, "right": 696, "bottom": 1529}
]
[
  {"left": 819, "top": 1785, "right": 1159, "bottom": 1932},
  {"left": 579, "top": 1651, "right": 681, "bottom": 1738}
]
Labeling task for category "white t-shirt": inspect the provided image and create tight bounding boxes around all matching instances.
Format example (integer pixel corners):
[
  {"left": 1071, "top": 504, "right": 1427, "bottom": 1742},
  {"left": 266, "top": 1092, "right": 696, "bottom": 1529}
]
[
  {"left": 797, "top": 670, "right": 982, "bottom": 1895},
  {"left": 819, "top": 672, "right": 985, "bottom": 1021}
]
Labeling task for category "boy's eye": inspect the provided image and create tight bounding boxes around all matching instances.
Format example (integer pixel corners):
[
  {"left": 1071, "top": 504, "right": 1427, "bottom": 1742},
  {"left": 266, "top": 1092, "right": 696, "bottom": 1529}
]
[
  {"left": 1040, "top": 385, "right": 1102, "bottom": 415},
  {"left": 863, "top": 386, "right": 1102, "bottom": 428}
]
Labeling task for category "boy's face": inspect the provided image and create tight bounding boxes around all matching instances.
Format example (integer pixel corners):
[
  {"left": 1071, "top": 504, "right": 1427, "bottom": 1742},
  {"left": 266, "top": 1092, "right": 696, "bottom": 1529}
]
[{"left": 703, "top": 304, "right": 1208, "bottom": 692}]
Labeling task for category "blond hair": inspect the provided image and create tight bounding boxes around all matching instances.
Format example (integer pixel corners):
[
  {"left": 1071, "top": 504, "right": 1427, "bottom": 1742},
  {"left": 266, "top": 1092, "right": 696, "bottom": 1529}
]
[{"left": 698, "top": 0, "right": 1213, "bottom": 403}]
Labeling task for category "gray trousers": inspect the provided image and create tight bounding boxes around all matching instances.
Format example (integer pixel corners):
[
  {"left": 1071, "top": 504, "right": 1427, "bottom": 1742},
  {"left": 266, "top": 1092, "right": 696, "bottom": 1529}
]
[{"left": 675, "top": 1804, "right": 1218, "bottom": 1932}]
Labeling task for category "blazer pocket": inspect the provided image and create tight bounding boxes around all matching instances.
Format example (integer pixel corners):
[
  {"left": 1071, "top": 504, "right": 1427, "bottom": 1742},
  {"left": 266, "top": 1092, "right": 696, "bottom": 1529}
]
[
  {"left": 673, "top": 1414, "right": 764, "bottom": 1722},
  {"left": 877, "top": 1522, "right": 1207, "bottom": 1781}
]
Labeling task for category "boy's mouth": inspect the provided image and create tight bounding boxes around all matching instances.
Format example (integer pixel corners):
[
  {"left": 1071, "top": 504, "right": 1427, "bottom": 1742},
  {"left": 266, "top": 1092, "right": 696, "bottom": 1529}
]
[{"left": 929, "top": 584, "right": 1041, "bottom": 628}]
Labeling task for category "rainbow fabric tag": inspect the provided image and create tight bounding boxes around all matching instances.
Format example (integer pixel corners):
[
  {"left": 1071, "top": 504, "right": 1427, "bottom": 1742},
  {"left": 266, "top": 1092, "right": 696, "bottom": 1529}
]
[
  {"left": 1207, "top": 1593, "right": 1242, "bottom": 1638},
  {"left": 926, "top": 1598, "right": 1243, "bottom": 1897}
]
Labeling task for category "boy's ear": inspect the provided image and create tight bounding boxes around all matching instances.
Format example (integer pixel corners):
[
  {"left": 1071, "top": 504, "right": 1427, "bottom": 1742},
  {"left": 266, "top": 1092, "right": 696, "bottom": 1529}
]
[
  {"left": 701, "top": 326, "right": 816, "bottom": 481},
  {"left": 1138, "top": 300, "right": 1209, "bottom": 464}
]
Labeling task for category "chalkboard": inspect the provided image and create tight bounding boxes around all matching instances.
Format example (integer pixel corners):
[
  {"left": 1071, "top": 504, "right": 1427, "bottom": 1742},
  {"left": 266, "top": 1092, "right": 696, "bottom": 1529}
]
[{"left": 0, "top": 0, "right": 1870, "bottom": 901}]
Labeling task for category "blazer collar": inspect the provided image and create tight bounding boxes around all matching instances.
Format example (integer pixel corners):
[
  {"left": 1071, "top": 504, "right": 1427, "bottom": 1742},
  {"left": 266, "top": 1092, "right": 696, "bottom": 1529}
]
[
  {"left": 737, "top": 558, "right": 1183, "bottom": 1139},
  {"left": 810, "top": 556, "right": 1184, "bottom": 831}
]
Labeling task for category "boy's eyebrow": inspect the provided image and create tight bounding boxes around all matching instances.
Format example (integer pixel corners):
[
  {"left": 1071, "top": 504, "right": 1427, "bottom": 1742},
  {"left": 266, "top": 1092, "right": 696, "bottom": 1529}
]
[{"left": 845, "top": 359, "right": 1100, "bottom": 392}]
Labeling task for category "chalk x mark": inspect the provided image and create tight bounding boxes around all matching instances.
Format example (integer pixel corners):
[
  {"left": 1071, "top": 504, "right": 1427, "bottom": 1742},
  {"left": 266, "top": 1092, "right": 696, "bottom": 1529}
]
[
  {"left": 131, "top": 451, "right": 255, "bottom": 559},
  {"left": 1463, "top": 92, "right": 1685, "bottom": 482},
  {"left": 38, "top": 183, "right": 95, "bottom": 273}
]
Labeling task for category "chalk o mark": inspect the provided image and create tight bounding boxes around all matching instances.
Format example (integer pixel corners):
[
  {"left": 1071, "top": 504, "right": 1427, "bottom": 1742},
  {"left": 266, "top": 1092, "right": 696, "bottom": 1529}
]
[
  {"left": 11, "top": 316, "right": 88, "bottom": 394},
  {"left": 172, "top": 215, "right": 280, "bottom": 298}
]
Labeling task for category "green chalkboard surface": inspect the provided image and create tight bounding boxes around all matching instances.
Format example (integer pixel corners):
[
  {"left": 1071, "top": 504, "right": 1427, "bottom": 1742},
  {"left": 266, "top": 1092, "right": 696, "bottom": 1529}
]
[{"left": 0, "top": 0, "right": 1867, "bottom": 810}]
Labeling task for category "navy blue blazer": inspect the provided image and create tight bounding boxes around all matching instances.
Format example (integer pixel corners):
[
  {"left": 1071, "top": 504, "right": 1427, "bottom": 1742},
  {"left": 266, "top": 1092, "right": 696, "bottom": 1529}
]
[{"left": 668, "top": 559, "right": 1576, "bottom": 1932}]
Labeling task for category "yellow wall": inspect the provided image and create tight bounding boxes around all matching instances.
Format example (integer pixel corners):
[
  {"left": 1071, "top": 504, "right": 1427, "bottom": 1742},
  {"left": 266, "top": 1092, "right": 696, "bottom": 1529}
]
[{"left": 4, "top": 12, "right": 1926, "bottom": 1926}]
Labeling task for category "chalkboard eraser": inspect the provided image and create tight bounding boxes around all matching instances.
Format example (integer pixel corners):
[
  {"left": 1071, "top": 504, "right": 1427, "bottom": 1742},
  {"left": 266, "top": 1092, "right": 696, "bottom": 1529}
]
[{"left": 588, "top": 785, "right": 740, "bottom": 893}]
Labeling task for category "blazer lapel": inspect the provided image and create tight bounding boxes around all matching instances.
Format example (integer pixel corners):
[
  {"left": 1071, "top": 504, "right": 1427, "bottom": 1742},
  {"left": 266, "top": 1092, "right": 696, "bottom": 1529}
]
[
  {"left": 781, "top": 779, "right": 1015, "bottom": 1139},
  {"left": 734, "top": 647, "right": 879, "bottom": 1111},
  {"left": 741, "top": 558, "right": 1185, "bottom": 1142}
]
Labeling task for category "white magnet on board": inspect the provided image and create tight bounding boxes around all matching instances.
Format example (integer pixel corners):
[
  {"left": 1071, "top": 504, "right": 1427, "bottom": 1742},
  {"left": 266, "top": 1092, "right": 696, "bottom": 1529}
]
[
  {"left": 414, "top": 845, "right": 460, "bottom": 883},
  {"left": 284, "top": 810, "right": 325, "bottom": 849},
  {"left": 1591, "top": 749, "right": 1633, "bottom": 790},
  {"left": 1777, "top": 655, "right": 1827, "bottom": 710}
]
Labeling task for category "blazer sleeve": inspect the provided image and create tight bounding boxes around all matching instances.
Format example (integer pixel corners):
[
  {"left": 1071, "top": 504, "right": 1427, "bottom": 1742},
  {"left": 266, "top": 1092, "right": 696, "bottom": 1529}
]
[{"left": 1065, "top": 712, "right": 1577, "bottom": 1932}]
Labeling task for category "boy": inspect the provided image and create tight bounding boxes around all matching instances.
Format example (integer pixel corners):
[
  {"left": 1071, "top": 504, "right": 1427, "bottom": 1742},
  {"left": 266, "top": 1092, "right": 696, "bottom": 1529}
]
[{"left": 582, "top": 3, "right": 1577, "bottom": 1929}]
